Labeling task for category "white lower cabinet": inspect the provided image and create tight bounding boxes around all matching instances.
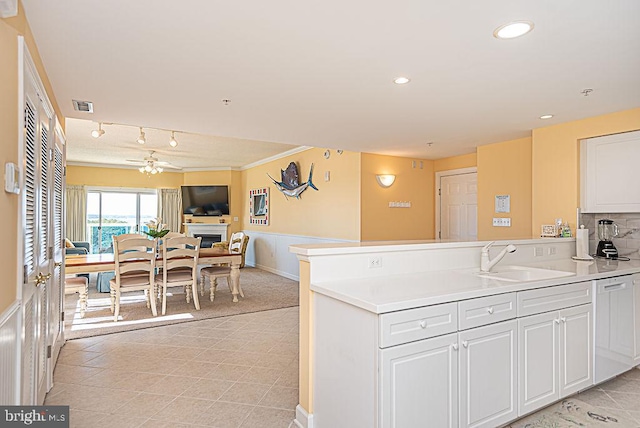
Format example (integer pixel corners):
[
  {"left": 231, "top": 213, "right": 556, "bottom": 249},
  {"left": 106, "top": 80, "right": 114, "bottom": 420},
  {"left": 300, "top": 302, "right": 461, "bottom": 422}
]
[
  {"left": 380, "top": 320, "right": 517, "bottom": 428},
  {"left": 518, "top": 303, "right": 592, "bottom": 416},
  {"left": 459, "top": 320, "right": 518, "bottom": 428},
  {"left": 380, "top": 333, "right": 459, "bottom": 428},
  {"left": 634, "top": 274, "right": 640, "bottom": 364}
]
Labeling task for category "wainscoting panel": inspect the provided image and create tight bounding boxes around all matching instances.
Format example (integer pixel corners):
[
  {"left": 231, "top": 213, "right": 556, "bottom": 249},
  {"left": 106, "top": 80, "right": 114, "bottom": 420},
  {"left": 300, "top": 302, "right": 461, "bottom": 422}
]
[
  {"left": 243, "top": 231, "right": 354, "bottom": 280},
  {"left": 0, "top": 301, "right": 21, "bottom": 405}
]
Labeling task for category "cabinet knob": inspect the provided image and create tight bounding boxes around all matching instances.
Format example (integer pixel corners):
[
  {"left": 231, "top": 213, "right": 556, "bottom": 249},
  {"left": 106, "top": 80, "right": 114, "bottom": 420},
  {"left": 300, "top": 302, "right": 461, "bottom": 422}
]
[
  {"left": 452, "top": 343, "right": 459, "bottom": 351},
  {"left": 554, "top": 318, "right": 560, "bottom": 324},
  {"left": 561, "top": 317, "right": 566, "bottom": 323},
  {"left": 462, "top": 341, "right": 468, "bottom": 348},
  {"left": 419, "top": 320, "right": 427, "bottom": 329},
  {"left": 487, "top": 307, "right": 494, "bottom": 314}
]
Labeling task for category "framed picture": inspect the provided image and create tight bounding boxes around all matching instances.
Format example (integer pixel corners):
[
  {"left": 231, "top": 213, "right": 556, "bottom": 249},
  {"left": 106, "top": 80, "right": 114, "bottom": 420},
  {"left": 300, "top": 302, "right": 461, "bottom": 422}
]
[{"left": 249, "top": 187, "right": 269, "bottom": 225}]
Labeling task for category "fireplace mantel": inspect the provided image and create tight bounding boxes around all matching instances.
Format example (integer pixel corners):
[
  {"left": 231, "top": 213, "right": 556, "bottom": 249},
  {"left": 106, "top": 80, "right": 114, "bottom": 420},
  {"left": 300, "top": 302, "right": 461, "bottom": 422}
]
[{"left": 183, "top": 223, "right": 230, "bottom": 242}]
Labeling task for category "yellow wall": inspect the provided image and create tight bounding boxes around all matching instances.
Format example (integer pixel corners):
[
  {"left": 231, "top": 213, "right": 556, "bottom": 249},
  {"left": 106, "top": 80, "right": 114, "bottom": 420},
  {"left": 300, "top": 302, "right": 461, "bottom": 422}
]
[
  {"left": 1, "top": 3, "right": 63, "bottom": 313},
  {"left": 532, "top": 108, "right": 640, "bottom": 235},
  {"left": 477, "top": 137, "right": 532, "bottom": 240},
  {"left": 66, "top": 165, "right": 184, "bottom": 188},
  {"left": 242, "top": 148, "right": 361, "bottom": 241},
  {"left": 182, "top": 170, "right": 243, "bottom": 234},
  {"left": 361, "top": 153, "right": 435, "bottom": 241},
  {"left": 434, "top": 152, "right": 477, "bottom": 172}
]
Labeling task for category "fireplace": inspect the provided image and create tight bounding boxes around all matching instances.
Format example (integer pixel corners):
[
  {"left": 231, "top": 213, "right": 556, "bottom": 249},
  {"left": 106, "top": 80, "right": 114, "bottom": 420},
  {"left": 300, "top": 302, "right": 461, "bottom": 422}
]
[
  {"left": 194, "top": 233, "right": 222, "bottom": 248},
  {"left": 183, "top": 223, "right": 230, "bottom": 243}
]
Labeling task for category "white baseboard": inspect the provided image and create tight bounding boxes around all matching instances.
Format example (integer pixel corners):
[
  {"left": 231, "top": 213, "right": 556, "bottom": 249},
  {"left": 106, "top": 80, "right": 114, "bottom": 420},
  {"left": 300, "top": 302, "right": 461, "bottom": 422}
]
[
  {"left": 250, "top": 262, "right": 300, "bottom": 281},
  {"left": 0, "top": 300, "right": 21, "bottom": 405},
  {"left": 294, "top": 404, "right": 314, "bottom": 428}
]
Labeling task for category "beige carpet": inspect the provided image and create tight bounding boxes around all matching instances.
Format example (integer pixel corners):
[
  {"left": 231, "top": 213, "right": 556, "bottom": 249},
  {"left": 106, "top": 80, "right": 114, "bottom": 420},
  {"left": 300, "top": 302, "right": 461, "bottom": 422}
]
[{"left": 64, "top": 267, "right": 299, "bottom": 340}]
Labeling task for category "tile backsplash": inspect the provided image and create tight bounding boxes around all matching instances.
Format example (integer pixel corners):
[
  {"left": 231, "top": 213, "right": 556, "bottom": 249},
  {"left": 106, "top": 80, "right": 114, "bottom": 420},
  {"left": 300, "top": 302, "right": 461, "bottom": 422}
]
[{"left": 579, "top": 213, "right": 640, "bottom": 260}]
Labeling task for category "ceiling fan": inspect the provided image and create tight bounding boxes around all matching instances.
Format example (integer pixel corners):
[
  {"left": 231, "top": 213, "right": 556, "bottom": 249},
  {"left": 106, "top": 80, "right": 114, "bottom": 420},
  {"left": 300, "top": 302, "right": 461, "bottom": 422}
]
[{"left": 125, "top": 150, "right": 182, "bottom": 174}]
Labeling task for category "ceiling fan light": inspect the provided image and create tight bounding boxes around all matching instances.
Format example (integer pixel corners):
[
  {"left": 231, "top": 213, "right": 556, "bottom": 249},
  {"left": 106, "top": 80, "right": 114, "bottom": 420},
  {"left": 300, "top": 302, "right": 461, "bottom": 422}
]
[
  {"left": 139, "top": 167, "right": 145, "bottom": 173},
  {"left": 150, "top": 169, "right": 158, "bottom": 174},
  {"left": 144, "top": 164, "right": 152, "bottom": 172},
  {"left": 157, "top": 167, "right": 163, "bottom": 173}
]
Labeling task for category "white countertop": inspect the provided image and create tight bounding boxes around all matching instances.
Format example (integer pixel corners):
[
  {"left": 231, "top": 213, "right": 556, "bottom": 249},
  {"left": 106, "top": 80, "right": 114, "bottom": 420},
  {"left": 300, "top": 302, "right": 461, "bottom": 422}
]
[{"left": 310, "top": 258, "right": 640, "bottom": 314}]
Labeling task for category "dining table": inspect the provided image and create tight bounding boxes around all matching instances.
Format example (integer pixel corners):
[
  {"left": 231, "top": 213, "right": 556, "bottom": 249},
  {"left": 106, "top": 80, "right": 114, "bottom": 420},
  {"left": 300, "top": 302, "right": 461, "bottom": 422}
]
[{"left": 65, "top": 248, "right": 244, "bottom": 302}]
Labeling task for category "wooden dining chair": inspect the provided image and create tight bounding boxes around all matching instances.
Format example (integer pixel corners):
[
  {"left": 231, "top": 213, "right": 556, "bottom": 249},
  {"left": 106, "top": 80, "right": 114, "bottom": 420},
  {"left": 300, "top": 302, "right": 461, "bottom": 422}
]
[
  {"left": 109, "top": 235, "right": 157, "bottom": 322},
  {"left": 65, "top": 276, "right": 88, "bottom": 318},
  {"left": 156, "top": 236, "right": 201, "bottom": 315},
  {"left": 198, "top": 233, "right": 249, "bottom": 300}
]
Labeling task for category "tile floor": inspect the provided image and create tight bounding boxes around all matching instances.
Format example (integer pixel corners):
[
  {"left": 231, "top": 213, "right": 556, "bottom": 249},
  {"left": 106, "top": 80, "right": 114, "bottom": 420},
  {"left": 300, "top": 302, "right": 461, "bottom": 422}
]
[
  {"left": 46, "top": 307, "right": 299, "bottom": 428},
  {"left": 47, "top": 305, "right": 640, "bottom": 427}
]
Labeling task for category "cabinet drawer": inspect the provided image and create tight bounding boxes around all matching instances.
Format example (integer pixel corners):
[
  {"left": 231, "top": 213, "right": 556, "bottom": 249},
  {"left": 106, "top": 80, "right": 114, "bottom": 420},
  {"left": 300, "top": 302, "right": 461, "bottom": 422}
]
[
  {"left": 458, "top": 293, "right": 517, "bottom": 330},
  {"left": 517, "top": 282, "right": 592, "bottom": 317},
  {"left": 379, "top": 302, "right": 457, "bottom": 348}
]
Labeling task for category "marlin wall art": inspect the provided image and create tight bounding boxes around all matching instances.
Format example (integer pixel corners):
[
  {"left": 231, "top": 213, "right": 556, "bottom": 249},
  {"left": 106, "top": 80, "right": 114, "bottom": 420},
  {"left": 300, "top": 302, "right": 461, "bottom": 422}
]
[{"left": 267, "top": 162, "right": 318, "bottom": 199}]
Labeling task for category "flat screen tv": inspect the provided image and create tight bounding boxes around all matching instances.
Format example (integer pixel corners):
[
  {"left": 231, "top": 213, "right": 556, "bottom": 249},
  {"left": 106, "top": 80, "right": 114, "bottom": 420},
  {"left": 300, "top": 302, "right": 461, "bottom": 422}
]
[{"left": 181, "top": 185, "right": 229, "bottom": 216}]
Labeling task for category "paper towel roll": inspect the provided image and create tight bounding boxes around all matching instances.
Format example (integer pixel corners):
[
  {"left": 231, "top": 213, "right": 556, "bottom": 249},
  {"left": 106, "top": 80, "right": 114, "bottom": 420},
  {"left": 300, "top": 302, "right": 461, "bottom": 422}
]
[{"left": 576, "top": 226, "right": 589, "bottom": 258}]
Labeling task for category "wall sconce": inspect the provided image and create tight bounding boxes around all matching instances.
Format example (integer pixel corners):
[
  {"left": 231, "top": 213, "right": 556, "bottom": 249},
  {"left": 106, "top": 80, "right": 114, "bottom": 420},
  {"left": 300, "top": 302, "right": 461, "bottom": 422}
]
[{"left": 376, "top": 174, "right": 396, "bottom": 188}]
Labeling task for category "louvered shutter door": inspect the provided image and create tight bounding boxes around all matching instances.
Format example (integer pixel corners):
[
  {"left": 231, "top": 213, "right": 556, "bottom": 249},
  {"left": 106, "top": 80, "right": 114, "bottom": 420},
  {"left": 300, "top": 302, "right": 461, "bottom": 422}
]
[
  {"left": 39, "top": 125, "right": 48, "bottom": 265},
  {"left": 24, "top": 101, "right": 37, "bottom": 276}
]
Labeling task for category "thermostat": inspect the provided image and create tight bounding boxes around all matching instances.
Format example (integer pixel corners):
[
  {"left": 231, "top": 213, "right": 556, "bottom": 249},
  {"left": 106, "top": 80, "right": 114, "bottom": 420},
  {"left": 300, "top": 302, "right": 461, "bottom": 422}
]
[{"left": 4, "top": 162, "right": 20, "bottom": 194}]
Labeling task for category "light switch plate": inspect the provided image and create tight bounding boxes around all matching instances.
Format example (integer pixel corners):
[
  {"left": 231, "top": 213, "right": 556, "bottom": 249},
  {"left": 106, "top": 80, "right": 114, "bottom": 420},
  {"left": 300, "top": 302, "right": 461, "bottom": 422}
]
[
  {"left": 493, "top": 218, "right": 511, "bottom": 227},
  {"left": 4, "top": 162, "right": 19, "bottom": 194}
]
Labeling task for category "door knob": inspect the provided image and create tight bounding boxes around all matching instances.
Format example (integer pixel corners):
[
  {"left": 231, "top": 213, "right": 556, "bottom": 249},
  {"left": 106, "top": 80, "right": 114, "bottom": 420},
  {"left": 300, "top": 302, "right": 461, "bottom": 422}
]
[
  {"left": 554, "top": 318, "right": 560, "bottom": 324},
  {"left": 462, "top": 341, "right": 468, "bottom": 348},
  {"left": 34, "top": 272, "right": 51, "bottom": 286},
  {"left": 452, "top": 343, "right": 459, "bottom": 351},
  {"left": 419, "top": 320, "right": 427, "bottom": 329},
  {"left": 561, "top": 317, "right": 566, "bottom": 323},
  {"left": 487, "top": 307, "right": 494, "bottom": 314},
  {"left": 54, "top": 261, "right": 63, "bottom": 268}
]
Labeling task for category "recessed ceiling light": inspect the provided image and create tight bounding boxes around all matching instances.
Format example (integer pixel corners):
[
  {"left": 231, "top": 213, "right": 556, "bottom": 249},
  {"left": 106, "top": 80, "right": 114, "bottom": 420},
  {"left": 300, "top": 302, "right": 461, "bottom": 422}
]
[
  {"left": 539, "top": 114, "right": 554, "bottom": 120},
  {"left": 394, "top": 77, "right": 410, "bottom": 85},
  {"left": 493, "top": 21, "right": 534, "bottom": 39}
]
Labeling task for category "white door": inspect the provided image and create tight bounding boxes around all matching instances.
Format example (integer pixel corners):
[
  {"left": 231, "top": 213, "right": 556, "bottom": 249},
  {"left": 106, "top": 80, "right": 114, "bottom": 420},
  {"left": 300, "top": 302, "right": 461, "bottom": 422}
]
[
  {"left": 440, "top": 173, "right": 477, "bottom": 240},
  {"left": 21, "top": 44, "right": 55, "bottom": 405},
  {"left": 380, "top": 333, "right": 459, "bottom": 428},
  {"left": 47, "top": 124, "right": 66, "bottom": 381},
  {"left": 559, "top": 304, "right": 592, "bottom": 397},
  {"left": 459, "top": 320, "right": 518, "bottom": 428},
  {"left": 518, "top": 311, "right": 559, "bottom": 416}
]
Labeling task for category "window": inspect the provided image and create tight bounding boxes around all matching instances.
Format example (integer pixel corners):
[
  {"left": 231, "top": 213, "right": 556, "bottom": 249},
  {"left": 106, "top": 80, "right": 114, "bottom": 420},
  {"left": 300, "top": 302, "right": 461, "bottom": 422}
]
[{"left": 87, "top": 189, "right": 158, "bottom": 253}]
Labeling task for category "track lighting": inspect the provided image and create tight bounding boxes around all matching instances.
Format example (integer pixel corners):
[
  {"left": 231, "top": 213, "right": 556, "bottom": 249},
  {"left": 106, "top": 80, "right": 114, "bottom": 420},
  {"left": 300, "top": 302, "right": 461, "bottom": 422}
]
[
  {"left": 169, "top": 131, "right": 178, "bottom": 147},
  {"left": 91, "top": 122, "right": 105, "bottom": 138},
  {"left": 137, "top": 127, "right": 146, "bottom": 144}
]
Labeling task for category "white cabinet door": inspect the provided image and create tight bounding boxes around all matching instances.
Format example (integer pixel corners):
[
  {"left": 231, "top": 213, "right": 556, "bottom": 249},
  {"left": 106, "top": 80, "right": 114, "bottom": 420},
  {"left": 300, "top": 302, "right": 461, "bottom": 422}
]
[
  {"left": 559, "top": 304, "right": 592, "bottom": 397},
  {"left": 459, "top": 320, "right": 517, "bottom": 428},
  {"left": 380, "top": 333, "right": 458, "bottom": 428},
  {"left": 633, "top": 274, "right": 640, "bottom": 364},
  {"left": 518, "top": 311, "right": 559, "bottom": 416},
  {"left": 581, "top": 130, "right": 640, "bottom": 213}
]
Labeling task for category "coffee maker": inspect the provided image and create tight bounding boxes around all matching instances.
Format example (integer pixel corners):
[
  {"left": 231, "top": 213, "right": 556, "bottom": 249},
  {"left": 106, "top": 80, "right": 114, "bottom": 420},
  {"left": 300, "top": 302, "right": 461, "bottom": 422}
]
[{"left": 596, "top": 219, "right": 619, "bottom": 259}]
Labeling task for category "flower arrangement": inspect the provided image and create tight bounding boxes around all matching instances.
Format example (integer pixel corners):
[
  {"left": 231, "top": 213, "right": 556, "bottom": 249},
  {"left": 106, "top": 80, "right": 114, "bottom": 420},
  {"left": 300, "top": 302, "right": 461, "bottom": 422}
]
[{"left": 143, "top": 217, "right": 170, "bottom": 238}]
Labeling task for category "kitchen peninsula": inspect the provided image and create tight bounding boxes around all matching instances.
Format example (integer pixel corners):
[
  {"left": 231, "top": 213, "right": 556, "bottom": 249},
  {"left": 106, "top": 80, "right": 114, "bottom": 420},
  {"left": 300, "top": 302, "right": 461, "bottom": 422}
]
[{"left": 289, "top": 239, "right": 640, "bottom": 428}]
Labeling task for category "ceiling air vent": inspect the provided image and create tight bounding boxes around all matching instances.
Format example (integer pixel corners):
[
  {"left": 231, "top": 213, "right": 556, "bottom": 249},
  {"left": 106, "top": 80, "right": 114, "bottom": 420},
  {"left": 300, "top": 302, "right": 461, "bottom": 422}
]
[
  {"left": 0, "top": 0, "right": 18, "bottom": 18},
  {"left": 72, "top": 100, "right": 94, "bottom": 113}
]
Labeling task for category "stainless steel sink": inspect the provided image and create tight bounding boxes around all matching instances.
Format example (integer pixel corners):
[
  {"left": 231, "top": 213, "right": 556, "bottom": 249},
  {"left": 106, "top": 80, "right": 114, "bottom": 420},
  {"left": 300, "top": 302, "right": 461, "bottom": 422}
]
[{"left": 476, "top": 265, "right": 575, "bottom": 282}]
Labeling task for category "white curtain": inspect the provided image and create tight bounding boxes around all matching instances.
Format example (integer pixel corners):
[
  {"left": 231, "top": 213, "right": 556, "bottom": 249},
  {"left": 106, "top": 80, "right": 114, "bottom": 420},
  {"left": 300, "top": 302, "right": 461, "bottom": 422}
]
[
  {"left": 66, "top": 185, "right": 87, "bottom": 241},
  {"left": 158, "top": 188, "right": 182, "bottom": 233}
]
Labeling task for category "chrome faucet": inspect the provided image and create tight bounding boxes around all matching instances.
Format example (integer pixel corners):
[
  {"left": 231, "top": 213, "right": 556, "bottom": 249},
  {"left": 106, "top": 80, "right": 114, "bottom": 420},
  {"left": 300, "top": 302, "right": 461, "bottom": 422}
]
[{"left": 480, "top": 242, "right": 517, "bottom": 272}]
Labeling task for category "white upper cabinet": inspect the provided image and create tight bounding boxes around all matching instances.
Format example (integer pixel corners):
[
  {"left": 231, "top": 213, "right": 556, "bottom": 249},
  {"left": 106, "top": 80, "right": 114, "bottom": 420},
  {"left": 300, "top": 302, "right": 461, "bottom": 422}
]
[{"left": 580, "top": 130, "right": 640, "bottom": 213}]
